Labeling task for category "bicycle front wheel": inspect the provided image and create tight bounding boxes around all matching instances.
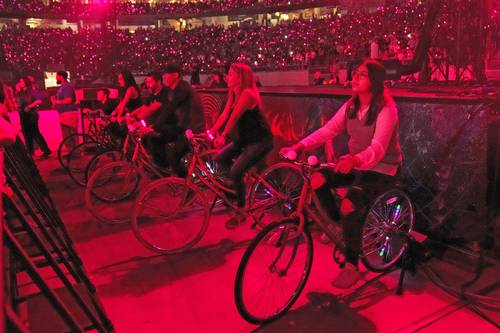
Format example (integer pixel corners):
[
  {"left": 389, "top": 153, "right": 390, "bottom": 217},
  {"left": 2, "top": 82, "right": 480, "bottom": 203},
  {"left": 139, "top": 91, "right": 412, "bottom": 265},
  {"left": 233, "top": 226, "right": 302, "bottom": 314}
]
[
  {"left": 85, "top": 161, "right": 141, "bottom": 224},
  {"left": 235, "top": 218, "right": 313, "bottom": 324},
  {"left": 85, "top": 149, "right": 123, "bottom": 185},
  {"left": 248, "top": 162, "right": 303, "bottom": 229},
  {"left": 131, "top": 177, "right": 210, "bottom": 254}
]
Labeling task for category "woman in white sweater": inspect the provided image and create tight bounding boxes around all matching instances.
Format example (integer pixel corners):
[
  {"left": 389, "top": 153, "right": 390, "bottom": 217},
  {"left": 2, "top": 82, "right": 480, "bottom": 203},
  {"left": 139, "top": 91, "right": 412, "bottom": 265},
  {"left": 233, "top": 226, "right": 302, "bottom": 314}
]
[{"left": 281, "top": 59, "right": 402, "bottom": 288}]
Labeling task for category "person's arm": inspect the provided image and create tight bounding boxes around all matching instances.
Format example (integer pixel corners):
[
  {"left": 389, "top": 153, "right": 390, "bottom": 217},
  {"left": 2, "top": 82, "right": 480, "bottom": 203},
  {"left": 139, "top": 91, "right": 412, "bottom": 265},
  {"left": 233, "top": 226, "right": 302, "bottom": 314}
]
[
  {"left": 298, "top": 103, "right": 347, "bottom": 150},
  {"left": 115, "top": 87, "right": 136, "bottom": 117},
  {"left": 54, "top": 97, "right": 73, "bottom": 105},
  {"left": 27, "top": 92, "right": 42, "bottom": 109},
  {"left": 220, "top": 89, "right": 256, "bottom": 138},
  {"left": 134, "top": 101, "right": 162, "bottom": 120},
  {"left": 352, "top": 103, "right": 399, "bottom": 170}
]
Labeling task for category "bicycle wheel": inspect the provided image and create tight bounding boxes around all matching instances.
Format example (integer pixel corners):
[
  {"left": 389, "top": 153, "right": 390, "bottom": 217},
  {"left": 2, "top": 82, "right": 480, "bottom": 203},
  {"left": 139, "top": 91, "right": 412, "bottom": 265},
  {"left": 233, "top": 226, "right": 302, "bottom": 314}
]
[
  {"left": 67, "top": 141, "right": 102, "bottom": 187},
  {"left": 360, "top": 189, "right": 414, "bottom": 272},
  {"left": 131, "top": 177, "right": 210, "bottom": 254},
  {"left": 85, "top": 161, "right": 141, "bottom": 224},
  {"left": 85, "top": 149, "right": 123, "bottom": 186},
  {"left": 248, "top": 163, "right": 303, "bottom": 228},
  {"left": 197, "top": 149, "right": 230, "bottom": 183},
  {"left": 58, "top": 133, "right": 94, "bottom": 169},
  {"left": 235, "top": 218, "right": 313, "bottom": 324}
]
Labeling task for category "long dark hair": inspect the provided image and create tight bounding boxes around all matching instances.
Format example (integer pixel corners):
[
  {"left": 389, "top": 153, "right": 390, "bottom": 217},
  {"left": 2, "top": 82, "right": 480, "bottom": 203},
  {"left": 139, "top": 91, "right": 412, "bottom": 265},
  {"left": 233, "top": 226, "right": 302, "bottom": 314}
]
[
  {"left": 17, "top": 77, "right": 33, "bottom": 98},
  {"left": 347, "top": 59, "right": 389, "bottom": 125},
  {"left": 118, "top": 69, "right": 139, "bottom": 98}
]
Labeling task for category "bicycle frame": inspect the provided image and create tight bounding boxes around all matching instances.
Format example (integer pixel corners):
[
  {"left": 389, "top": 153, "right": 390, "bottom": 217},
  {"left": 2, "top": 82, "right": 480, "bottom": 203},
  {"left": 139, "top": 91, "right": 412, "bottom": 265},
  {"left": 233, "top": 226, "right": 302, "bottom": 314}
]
[
  {"left": 128, "top": 133, "right": 167, "bottom": 180},
  {"left": 184, "top": 136, "right": 289, "bottom": 222},
  {"left": 287, "top": 160, "right": 347, "bottom": 253}
]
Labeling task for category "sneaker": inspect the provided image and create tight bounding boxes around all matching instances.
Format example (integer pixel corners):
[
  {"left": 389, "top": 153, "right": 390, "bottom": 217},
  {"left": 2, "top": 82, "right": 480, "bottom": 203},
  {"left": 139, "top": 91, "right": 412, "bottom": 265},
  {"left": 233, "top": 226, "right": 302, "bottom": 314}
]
[
  {"left": 332, "top": 262, "right": 360, "bottom": 289},
  {"left": 225, "top": 213, "right": 246, "bottom": 230}
]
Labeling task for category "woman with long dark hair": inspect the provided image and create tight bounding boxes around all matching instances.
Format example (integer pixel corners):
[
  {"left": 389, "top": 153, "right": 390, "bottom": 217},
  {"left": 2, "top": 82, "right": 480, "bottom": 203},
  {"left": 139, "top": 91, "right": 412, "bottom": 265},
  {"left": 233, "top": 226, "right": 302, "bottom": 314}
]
[
  {"left": 210, "top": 63, "right": 273, "bottom": 229},
  {"left": 16, "top": 77, "right": 51, "bottom": 158},
  {"left": 281, "top": 59, "right": 402, "bottom": 288},
  {"left": 114, "top": 69, "right": 142, "bottom": 117}
]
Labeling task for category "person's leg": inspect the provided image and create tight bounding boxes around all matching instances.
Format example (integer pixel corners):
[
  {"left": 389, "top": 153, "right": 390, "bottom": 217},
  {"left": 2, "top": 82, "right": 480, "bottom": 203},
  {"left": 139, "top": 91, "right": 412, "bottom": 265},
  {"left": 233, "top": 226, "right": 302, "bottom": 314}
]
[
  {"left": 224, "top": 140, "right": 272, "bottom": 229},
  {"left": 333, "top": 171, "right": 395, "bottom": 288},
  {"left": 341, "top": 188, "right": 369, "bottom": 266},
  {"left": 59, "top": 111, "right": 78, "bottom": 150},
  {"left": 150, "top": 135, "right": 168, "bottom": 168},
  {"left": 214, "top": 142, "right": 240, "bottom": 166},
  {"left": 31, "top": 113, "right": 51, "bottom": 154},
  {"left": 20, "top": 113, "right": 34, "bottom": 155},
  {"left": 167, "top": 137, "right": 189, "bottom": 178},
  {"left": 312, "top": 169, "right": 355, "bottom": 222},
  {"left": 229, "top": 140, "right": 273, "bottom": 208}
]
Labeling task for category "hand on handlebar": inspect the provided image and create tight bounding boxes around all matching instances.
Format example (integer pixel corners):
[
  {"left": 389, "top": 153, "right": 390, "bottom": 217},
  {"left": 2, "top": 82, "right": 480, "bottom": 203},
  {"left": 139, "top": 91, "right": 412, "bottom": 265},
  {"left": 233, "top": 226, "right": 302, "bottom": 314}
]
[
  {"left": 213, "top": 136, "right": 226, "bottom": 148},
  {"left": 137, "top": 126, "right": 154, "bottom": 137},
  {"left": 279, "top": 147, "right": 297, "bottom": 160},
  {"left": 334, "top": 154, "right": 355, "bottom": 174}
]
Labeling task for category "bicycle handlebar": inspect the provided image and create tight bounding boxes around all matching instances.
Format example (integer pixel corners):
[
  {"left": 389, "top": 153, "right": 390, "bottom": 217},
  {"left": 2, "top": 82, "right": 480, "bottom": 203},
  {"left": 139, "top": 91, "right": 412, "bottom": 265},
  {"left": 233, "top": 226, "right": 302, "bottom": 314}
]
[
  {"left": 279, "top": 151, "right": 336, "bottom": 169},
  {"left": 185, "top": 129, "right": 212, "bottom": 144}
]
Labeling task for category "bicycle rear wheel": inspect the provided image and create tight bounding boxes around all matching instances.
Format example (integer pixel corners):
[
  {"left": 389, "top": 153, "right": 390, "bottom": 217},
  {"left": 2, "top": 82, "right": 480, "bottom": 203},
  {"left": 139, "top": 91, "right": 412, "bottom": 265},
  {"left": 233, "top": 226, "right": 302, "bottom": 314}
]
[
  {"left": 248, "top": 163, "right": 303, "bottom": 228},
  {"left": 85, "top": 161, "right": 141, "bottom": 224},
  {"left": 235, "top": 218, "right": 313, "bottom": 324},
  {"left": 57, "top": 133, "right": 94, "bottom": 169},
  {"left": 361, "top": 189, "right": 414, "bottom": 272},
  {"left": 67, "top": 141, "right": 103, "bottom": 187},
  {"left": 131, "top": 177, "right": 209, "bottom": 254}
]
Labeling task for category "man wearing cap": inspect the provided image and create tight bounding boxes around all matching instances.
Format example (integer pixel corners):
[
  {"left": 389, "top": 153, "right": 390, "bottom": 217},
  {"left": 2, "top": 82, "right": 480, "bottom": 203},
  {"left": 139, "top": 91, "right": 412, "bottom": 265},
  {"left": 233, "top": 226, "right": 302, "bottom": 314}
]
[
  {"left": 132, "top": 71, "right": 172, "bottom": 167},
  {"left": 148, "top": 63, "right": 204, "bottom": 177}
]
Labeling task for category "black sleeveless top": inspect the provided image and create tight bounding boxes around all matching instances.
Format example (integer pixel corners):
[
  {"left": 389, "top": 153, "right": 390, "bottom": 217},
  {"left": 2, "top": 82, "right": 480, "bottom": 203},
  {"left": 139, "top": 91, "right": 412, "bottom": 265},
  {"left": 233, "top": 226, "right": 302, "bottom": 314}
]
[
  {"left": 233, "top": 106, "right": 272, "bottom": 147},
  {"left": 120, "top": 87, "right": 143, "bottom": 112},
  {"left": 126, "top": 95, "right": 142, "bottom": 112}
]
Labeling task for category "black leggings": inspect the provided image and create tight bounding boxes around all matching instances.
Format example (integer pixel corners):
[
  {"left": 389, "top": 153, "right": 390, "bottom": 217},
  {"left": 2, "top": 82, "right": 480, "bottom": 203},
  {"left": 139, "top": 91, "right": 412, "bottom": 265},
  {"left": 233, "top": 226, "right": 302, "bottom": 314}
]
[
  {"left": 148, "top": 135, "right": 189, "bottom": 178},
  {"left": 19, "top": 111, "right": 50, "bottom": 155},
  {"left": 314, "top": 169, "right": 396, "bottom": 266},
  {"left": 215, "top": 139, "right": 273, "bottom": 207}
]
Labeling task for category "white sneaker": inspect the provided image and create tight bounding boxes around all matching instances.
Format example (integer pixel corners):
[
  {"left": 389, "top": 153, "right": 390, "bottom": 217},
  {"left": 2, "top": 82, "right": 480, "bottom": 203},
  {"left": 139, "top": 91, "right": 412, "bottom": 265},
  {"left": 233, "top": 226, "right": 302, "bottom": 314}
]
[{"left": 332, "top": 263, "right": 360, "bottom": 289}]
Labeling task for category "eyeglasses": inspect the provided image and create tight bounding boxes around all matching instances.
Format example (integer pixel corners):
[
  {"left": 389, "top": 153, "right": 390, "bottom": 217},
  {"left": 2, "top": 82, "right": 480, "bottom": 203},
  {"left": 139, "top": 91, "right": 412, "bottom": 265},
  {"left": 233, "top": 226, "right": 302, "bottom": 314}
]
[{"left": 352, "top": 70, "right": 369, "bottom": 80}]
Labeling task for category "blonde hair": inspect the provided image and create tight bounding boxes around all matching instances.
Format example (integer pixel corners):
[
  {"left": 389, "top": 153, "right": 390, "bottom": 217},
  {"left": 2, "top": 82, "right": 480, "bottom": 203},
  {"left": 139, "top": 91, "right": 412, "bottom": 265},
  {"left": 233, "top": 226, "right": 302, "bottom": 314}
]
[{"left": 229, "top": 63, "right": 262, "bottom": 111}]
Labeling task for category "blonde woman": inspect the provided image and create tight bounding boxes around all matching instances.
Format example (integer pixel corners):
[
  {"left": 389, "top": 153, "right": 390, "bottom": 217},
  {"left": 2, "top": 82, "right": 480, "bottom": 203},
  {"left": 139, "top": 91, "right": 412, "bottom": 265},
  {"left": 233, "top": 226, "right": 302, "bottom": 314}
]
[{"left": 210, "top": 63, "right": 273, "bottom": 229}]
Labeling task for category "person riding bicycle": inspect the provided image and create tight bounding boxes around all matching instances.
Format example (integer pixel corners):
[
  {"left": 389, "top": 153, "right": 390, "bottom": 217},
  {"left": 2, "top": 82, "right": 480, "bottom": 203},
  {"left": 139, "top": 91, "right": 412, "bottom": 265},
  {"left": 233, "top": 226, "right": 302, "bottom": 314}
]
[
  {"left": 280, "top": 59, "right": 402, "bottom": 288},
  {"left": 130, "top": 71, "right": 171, "bottom": 168},
  {"left": 138, "top": 64, "right": 205, "bottom": 177},
  {"left": 209, "top": 63, "right": 273, "bottom": 229}
]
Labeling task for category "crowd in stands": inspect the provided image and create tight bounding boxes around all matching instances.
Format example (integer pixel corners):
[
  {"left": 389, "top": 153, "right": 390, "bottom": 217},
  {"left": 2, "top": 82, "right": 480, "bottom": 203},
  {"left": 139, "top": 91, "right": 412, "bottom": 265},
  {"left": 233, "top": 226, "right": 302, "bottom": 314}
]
[
  {"left": 0, "top": 0, "right": 326, "bottom": 17},
  {"left": 1, "top": 2, "right": 427, "bottom": 81}
]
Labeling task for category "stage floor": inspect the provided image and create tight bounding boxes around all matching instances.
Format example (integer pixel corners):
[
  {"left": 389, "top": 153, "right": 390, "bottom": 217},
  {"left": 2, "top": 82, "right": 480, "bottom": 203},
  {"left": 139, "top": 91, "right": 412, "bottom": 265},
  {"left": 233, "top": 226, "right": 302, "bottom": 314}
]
[{"left": 36, "top": 154, "right": 499, "bottom": 333}]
